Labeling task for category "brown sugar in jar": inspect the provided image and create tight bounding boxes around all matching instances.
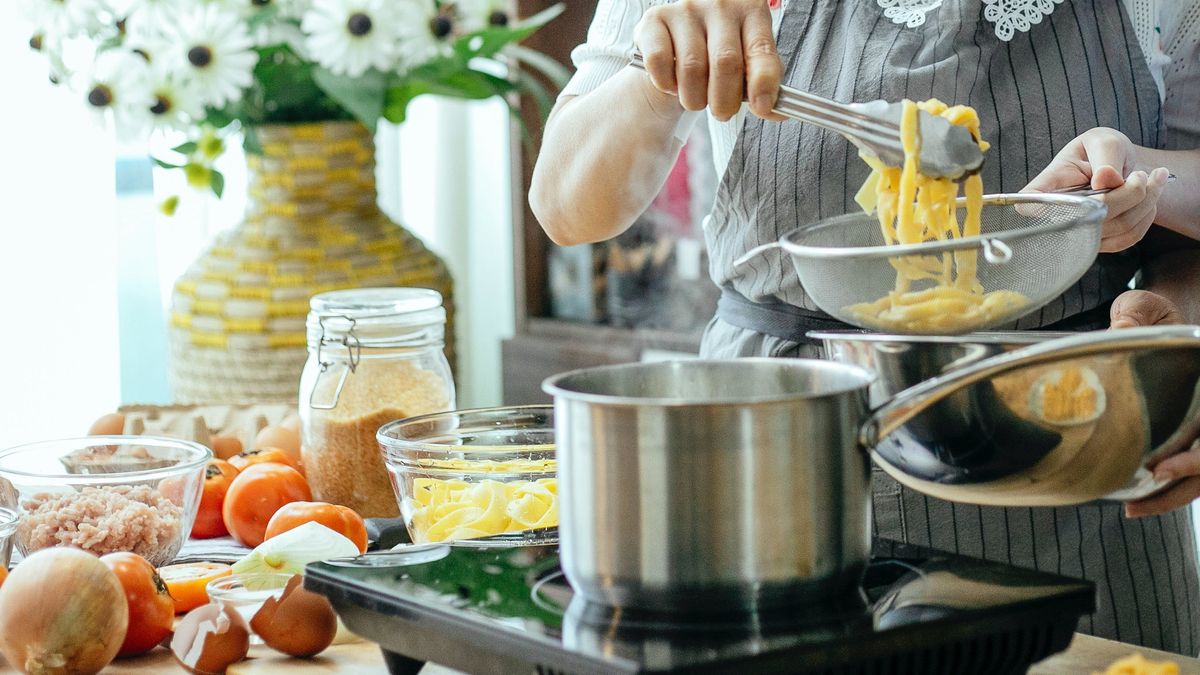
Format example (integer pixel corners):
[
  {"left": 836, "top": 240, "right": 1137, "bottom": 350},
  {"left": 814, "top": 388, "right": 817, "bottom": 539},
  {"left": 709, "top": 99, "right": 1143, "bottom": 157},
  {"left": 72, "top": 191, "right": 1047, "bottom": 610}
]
[{"left": 300, "top": 289, "right": 455, "bottom": 518}]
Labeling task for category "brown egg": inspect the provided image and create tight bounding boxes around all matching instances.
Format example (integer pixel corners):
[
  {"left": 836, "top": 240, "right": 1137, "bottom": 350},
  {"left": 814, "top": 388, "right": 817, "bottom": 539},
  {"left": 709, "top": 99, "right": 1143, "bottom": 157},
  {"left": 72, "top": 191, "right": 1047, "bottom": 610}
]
[
  {"left": 250, "top": 575, "right": 337, "bottom": 658},
  {"left": 210, "top": 436, "right": 244, "bottom": 461},
  {"left": 171, "top": 603, "right": 249, "bottom": 674},
  {"left": 279, "top": 414, "right": 302, "bottom": 433},
  {"left": 88, "top": 413, "right": 126, "bottom": 436},
  {"left": 254, "top": 426, "right": 301, "bottom": 464}
]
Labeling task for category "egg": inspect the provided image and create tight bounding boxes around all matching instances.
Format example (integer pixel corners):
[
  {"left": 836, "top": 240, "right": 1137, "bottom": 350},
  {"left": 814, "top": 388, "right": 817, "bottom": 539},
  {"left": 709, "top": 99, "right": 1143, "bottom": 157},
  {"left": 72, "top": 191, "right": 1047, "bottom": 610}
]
[
  {"left": 210, "top": 436, "right": 244, "bottom": 461},
  {"left": 279, "top": 414, "right": 302, "bottom": 433},
  {"left": 254, "top": 426, "right": 301, "bottom": 464},
  {"left": 249, "top": 574, "right": 337, "bottom": 658},
  {"left": 171, "top": 603, "right": 249, "bottom": 674},
  {"left": 88, "top": 413, "right": 126, "bottom": 436}
]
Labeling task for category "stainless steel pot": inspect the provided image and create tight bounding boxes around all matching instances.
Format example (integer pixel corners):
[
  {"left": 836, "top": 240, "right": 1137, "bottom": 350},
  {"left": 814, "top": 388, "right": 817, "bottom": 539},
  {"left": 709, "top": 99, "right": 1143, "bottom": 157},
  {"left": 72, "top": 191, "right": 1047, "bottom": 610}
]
[
  {"left": 544, "top": 327, "right": 1200, "bottom": 613},
  {"left": 542, "top": 359, "right": 875, "bottom": 614},
  {"left": 813, "top": 327, "right": 1200, "bottom": 506}
]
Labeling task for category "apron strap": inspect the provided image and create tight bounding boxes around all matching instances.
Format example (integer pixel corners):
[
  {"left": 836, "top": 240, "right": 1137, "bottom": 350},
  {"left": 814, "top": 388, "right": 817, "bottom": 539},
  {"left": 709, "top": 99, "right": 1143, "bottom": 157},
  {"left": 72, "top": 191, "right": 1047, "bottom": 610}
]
[{"left": 717, "top": 287, "right": 852, "bottom": 342}]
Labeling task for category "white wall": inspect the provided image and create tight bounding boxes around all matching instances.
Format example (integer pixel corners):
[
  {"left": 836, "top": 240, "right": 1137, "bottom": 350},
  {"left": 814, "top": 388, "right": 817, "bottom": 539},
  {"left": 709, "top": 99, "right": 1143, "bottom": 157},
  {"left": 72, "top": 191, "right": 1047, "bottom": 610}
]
[{"left": 0, "top": 8, "right": 122, "bottom": 447}]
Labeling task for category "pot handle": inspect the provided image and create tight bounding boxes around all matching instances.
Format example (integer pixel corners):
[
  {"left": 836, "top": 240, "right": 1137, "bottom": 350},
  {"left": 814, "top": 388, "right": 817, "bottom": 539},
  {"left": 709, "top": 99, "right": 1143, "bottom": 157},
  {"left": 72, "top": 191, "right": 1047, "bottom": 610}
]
[
  {"left": 733, "top": 241, "right": 783, "bottom": 271},
  {"left": 858, "top": 325, "right": 1200, "bottom": 447}
]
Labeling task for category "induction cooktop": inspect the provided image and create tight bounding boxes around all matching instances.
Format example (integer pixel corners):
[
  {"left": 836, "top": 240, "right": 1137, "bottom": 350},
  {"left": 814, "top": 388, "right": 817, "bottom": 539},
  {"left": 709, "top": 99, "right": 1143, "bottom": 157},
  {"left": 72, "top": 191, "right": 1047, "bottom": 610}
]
[{"left": 304, "top": 539, "right": 1094, "bottom": 675}]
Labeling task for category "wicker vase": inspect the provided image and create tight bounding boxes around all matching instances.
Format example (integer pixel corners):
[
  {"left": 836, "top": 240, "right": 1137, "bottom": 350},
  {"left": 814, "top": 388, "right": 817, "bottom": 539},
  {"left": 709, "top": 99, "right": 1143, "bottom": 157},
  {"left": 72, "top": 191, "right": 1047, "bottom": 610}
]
[{"left": 168, "top": 121, "right": 455, "bottom": 404}]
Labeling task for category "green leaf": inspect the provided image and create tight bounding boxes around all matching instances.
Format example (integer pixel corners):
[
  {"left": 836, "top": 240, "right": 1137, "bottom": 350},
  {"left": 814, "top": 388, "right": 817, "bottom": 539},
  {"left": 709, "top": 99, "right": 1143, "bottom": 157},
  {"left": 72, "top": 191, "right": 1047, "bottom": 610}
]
[
  {"left": 512, "top": 67, "right": 555, "bottom": 121},
  {"left": 384, "top": 69, "right": 516, "bottom": 122},
  {"left": 203, "top": 105, "right": 240, "bottom": 129},
  {"left": 246, "top": 5, "right": 280, "bottom": 30},
  {"left": 211, "top": 170, "right": 225, "bottom": 199},
  {"left": 153, "top": 158, "right": 183, "bottom": 170},
  {"left": 311, "top": 67, "right": 387, "bottom": 132},
  {"left": 506, "top": 45, "right": 571, "bottom": 89},
  {"left": 453, "top": 4, "right": 565, "bottom": 59},
  {"left": 242, "top": 125, "right": 263, "bottom": 155},
  {"left": 172, "top": 141, "right": 198, "bottom": 155}
]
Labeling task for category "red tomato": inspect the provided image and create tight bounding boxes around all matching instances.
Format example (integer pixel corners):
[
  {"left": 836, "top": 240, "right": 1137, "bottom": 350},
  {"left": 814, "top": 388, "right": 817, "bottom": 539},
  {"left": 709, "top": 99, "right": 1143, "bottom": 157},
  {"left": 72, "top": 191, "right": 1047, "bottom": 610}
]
[
  {"left": 222, "top": 463, "right": 312, "bottom": 547},
  {"left": 101, "top": 552, "right": 175, "bottom": 657},
  {"left": 265, "top": 502, "right": 369, "bottom": 554},
  {"left": 229, "top": 447, "right": 302, "bottom": 474},
  {"left": 192, "top": 460, "right": 239, "bottom": 539}
]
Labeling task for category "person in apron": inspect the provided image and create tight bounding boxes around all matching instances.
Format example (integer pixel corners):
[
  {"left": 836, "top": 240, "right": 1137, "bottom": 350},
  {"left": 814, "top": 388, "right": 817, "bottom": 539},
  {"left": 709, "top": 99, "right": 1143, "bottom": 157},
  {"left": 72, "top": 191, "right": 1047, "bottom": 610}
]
[{"left": 531, "top": 0, "right": 1200, "bottom": 654}]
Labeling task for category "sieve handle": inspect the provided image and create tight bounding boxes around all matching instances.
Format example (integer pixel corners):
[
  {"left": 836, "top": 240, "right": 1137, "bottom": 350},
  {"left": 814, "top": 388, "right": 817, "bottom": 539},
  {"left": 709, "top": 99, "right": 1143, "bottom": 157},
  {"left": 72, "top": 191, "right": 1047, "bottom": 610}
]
[
  {"left": 980, "top": 238, "right": 1012, "bottom": 264},
  {"left": 733, "top": 241, "right": 783, "bottom": 270},
  {"left": 1051, "top": 173, "right": 1176, "bottom": 197}
]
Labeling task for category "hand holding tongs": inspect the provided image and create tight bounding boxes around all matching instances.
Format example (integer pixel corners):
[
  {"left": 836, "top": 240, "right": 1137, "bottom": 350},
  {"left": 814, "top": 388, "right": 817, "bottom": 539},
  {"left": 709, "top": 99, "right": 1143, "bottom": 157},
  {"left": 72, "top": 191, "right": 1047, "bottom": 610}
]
[{"left": 628, "top": 50, "right": 986, "bottom": 181}]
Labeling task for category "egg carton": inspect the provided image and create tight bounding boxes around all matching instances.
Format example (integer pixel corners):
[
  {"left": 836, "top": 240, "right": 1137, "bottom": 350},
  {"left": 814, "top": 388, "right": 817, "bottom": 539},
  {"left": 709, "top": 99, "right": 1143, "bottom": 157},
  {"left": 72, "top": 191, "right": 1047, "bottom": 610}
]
[{"left": 114, "top": 403, "right": 299, "bottom": 450}]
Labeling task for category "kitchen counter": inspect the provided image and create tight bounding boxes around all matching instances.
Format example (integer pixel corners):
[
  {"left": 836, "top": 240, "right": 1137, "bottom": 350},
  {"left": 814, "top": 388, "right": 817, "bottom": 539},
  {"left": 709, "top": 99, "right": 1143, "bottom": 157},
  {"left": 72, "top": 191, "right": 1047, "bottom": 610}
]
[{"left": 1, "top": 633, "right": 1191, "bottom": 673}]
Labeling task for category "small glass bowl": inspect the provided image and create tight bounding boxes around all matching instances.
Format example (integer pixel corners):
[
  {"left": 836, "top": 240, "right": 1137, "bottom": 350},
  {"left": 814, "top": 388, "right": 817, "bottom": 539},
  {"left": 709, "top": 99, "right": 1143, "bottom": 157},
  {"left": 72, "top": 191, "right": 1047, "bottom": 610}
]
[
  {"left": 378, "top": 406, "right": 557, "bottom": 547},
  {"left": 207, "top": 573, "right": 294, "bottom": 643},
  {"left": 0, "top": 436, "right": 210, "bottom": 567},
  {"left": 0, "top": 508, "right": 19, "bottom": 570}
]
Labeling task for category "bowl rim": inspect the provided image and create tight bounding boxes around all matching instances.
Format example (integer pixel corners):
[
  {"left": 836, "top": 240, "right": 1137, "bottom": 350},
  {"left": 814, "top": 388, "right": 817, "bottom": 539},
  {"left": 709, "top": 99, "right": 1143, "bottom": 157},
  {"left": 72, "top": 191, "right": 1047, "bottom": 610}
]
[
  {"left": 377, "top": 405, "right": 554, "bottom": 451},
  {"left": 0, "top": 435, "right": 212, "bottom": 481},
  {"left": 206, "top": 572, "right": 295, "bottom": 598}
]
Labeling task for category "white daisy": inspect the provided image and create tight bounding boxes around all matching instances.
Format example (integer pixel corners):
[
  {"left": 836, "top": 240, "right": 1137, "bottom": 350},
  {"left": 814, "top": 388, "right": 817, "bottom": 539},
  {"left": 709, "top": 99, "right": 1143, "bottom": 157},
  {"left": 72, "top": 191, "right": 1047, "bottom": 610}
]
[
  {"left": 20, "top": 0, "right": 114, "bottom": 38},
  {"left": 301, "top": 0, "right": 406, "bottom": 77},
  {"left": 393, "top": 0, "right": 454, "bottom": 72},
  {"left": 118, "top": 0, "right": 187, "bottom": 42},
  {"left": 165, "top": 4, "right": 258, "bottom": 108},
  {"left": 140, "top": 65, "right": 206, "bottom": 131},
  {"left": 453, "top": 0, "right": 509, "bottom": 33},
  {"left": 78, "top": 48, "right": 154, "bottom": 135}
]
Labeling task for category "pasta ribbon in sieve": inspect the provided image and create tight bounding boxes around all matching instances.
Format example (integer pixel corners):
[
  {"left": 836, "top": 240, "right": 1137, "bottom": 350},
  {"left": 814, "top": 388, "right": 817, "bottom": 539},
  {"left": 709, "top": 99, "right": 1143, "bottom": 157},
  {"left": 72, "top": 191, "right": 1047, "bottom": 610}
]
[{"left": 846, "top": 99, "right": 1028, "bottom": 333}]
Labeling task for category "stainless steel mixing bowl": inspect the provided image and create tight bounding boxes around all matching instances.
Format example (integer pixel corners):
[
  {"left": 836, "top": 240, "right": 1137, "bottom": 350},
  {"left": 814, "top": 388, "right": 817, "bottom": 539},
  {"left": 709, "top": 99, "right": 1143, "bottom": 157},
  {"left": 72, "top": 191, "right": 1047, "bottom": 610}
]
[
  {"left": 543, "top": 359, "right": 876, "bottom": 613},
  {"left": 813, "top": 327, "right": 1200, "bottom": 505}
]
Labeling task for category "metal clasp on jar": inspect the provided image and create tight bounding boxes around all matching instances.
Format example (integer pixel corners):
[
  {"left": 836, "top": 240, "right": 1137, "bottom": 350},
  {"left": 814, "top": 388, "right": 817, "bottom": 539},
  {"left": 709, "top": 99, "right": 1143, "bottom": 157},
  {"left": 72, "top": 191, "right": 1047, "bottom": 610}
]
[{"left": 309, "top": 315, "right": 362, "bottom": 410}]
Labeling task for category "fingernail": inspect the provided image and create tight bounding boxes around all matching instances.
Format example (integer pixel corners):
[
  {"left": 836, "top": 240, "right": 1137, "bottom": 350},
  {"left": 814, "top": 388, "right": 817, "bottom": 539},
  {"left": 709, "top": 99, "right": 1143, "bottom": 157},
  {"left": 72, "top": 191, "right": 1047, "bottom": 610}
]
[{"left": 1154, "top": 167, "right": 1171, "bottom": 185}]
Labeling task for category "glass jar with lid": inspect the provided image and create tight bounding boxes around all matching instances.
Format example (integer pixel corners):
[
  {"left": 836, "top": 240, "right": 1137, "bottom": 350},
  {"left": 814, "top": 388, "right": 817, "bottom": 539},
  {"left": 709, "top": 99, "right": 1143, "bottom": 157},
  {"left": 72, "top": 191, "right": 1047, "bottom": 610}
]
[{"left": 299, "top": 288, "right": 455, "bottom": 518}]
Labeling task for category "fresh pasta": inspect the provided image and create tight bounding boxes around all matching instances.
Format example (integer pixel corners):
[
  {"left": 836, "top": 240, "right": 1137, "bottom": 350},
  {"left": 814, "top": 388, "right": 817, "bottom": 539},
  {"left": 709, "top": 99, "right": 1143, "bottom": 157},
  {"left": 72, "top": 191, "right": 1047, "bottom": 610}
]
[
  {"left": 1094, "top": 653, "right": 1180, "bottom": 675},
  {"left": 846, "top": 98, "right": 1027, "bottom": 333},
  {"left": 403, "top": 456, "right": 558, "bottom": 543}
]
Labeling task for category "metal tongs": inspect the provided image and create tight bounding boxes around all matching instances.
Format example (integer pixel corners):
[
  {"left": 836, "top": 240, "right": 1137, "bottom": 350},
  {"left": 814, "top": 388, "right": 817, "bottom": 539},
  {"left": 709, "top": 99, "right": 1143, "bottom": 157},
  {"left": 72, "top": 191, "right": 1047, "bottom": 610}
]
[{"left": 629, "top": 51, "right": 986, "bottom": 181}]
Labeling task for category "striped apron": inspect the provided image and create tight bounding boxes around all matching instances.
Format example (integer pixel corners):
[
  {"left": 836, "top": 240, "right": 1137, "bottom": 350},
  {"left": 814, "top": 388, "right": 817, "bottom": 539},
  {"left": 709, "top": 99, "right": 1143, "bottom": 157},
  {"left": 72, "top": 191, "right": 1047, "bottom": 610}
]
[{"left": 699, "top": 0, "right": 1200, "bottom": 654}]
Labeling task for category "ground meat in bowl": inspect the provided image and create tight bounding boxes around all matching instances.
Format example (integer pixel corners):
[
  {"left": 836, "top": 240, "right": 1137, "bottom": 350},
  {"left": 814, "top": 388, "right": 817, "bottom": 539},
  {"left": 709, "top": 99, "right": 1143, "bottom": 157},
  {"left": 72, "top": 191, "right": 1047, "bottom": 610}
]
[{"left": 17, "top": 485, "right": 183, "bottom": 566}]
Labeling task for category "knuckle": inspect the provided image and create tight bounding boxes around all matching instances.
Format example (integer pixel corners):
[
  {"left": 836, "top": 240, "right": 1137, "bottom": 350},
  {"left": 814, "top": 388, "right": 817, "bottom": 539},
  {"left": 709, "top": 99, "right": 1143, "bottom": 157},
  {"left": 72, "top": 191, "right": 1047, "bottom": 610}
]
[
  {"left": 744, "top": 35, "right": 779, "bottom": 58},
  {"left": 712, "top": 48, "right": 743, "bottom": 74},
  {"left": 679, "top": 54, "right": 708, "bottom": 76}
]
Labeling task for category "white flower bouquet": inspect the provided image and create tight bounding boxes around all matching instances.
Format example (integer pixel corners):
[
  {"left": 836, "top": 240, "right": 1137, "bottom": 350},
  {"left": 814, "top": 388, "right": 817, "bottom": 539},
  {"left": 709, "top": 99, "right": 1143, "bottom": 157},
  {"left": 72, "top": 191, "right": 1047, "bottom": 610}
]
[{"left": 20, "top": 0, "right": 565, "bottom": 200}]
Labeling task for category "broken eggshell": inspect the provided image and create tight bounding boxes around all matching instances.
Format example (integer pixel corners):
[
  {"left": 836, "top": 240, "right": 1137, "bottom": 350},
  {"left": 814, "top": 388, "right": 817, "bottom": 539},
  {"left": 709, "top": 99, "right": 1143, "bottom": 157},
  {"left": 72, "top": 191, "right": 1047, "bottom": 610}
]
[{"left": 170, "top": 603, "right": 250, "bottom": 674}]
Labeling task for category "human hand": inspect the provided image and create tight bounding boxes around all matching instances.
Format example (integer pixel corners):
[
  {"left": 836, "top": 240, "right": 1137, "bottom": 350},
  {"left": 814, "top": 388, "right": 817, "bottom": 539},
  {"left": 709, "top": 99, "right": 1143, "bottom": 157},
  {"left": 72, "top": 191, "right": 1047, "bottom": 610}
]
[
  {"left": 1024, "top": 128, "right": 1171, "bottom": 253},
  {"left": 635, "top": 0, "right": 784, "bottom": 122},
  {"left": 1114, "top": 289, "right": 1191, "bottom": 517},
  {"left": 1109, "top": 290, "right": 1184, "bottom": 329},
  {"left": 1126, "top": 442, "right": 1200, "bottom": 518}
]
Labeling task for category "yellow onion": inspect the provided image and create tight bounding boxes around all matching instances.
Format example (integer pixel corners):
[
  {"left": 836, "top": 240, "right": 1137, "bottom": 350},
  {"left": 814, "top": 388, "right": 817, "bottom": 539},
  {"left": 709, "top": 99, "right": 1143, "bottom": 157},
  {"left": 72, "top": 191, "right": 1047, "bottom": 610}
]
[{"left": 0, "top": 547, "right": 129, "bottom": 675}]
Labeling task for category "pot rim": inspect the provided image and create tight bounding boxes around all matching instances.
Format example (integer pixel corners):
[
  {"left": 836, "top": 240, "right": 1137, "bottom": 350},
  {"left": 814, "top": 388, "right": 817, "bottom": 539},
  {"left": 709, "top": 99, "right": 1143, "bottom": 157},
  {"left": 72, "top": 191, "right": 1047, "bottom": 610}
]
[{"left": 542, "top": 358, "right": 875, "bottom": 408}]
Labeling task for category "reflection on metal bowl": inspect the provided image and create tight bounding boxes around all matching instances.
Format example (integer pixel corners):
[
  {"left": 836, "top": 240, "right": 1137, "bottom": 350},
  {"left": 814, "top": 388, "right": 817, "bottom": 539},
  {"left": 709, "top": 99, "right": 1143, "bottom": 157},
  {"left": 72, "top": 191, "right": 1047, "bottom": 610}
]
[{"left": 813, "top": 328, "right": 1200, "bottom": 506}]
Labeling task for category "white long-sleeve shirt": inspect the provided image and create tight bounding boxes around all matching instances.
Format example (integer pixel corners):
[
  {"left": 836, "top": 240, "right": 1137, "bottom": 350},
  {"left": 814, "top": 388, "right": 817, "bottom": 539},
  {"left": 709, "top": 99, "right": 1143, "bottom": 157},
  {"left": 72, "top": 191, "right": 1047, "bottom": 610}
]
[{"left": 561, "top": 0, "right": 1200, "bottom": 179}]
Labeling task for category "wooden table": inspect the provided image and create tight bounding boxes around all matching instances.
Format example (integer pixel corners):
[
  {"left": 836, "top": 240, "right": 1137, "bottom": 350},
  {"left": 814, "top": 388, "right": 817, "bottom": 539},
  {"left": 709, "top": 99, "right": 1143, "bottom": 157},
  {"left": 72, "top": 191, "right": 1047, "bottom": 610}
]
[{"left": 2, "top": 633, "right": 1192, "bottom": 674}]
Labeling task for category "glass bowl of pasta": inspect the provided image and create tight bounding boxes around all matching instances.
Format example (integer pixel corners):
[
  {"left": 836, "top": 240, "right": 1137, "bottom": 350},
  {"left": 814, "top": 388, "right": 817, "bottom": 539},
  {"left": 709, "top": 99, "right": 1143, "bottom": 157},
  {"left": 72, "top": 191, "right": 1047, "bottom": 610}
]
[
  {"left": 777, "top": 192, "right": 1106, "bottom": 335},
  {"left": 378, "top": 406, "right": 557, "bottom": 546}
]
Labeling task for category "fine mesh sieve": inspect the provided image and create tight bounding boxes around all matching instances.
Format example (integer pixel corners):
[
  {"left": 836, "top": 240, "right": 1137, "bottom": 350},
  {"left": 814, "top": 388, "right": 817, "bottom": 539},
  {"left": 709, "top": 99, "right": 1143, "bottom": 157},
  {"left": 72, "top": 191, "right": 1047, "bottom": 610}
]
[{"left": 769, "top": 193, "right": 1106, "bottom": 335}]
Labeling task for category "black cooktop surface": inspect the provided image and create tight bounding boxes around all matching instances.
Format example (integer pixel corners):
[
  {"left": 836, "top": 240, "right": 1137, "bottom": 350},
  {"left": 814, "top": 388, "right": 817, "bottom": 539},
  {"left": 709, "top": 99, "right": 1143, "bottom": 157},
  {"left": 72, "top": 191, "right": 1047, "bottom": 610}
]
[{"left": 305, "top": 539, "right": 1094, "bottom": 675}]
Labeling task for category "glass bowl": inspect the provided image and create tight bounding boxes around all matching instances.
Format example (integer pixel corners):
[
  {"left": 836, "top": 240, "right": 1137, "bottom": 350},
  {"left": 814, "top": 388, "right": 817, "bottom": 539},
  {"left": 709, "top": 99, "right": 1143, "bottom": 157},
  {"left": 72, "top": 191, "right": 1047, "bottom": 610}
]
[
  {"left": 207, "top": 573, "right": 294, "bottom": 644},
  {"left": 0, "top": 508, "right": 18, "bottom": 570},
  {"left": 378, "top": 406, "right": 557, "bottom": 547},
  {"left": 0, "top": 436, "right": 210, "bottom": 567}
]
